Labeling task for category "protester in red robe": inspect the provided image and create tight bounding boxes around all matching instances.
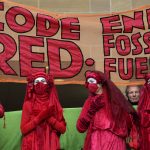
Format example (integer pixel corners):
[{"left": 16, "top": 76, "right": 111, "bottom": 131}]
[
  {"left": 20, "top": 72, "right": 66, "bottom": 150},
  {"left": 0, "top": 102, "right": 4, "bottom": 118},
  {"left": 76, "top": 70, "right": 138, "bottom": 150},
  {"left": 138, "top": 73, "right": 150, "bottom": 150}
]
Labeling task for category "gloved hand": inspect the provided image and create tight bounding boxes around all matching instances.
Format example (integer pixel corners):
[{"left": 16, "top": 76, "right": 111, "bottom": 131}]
[
  {"left": 21, "top": 103, "right": 55, "bottom": 135},
  {"left": 34, "top": 105, "right": 55, "bottom": 124},
  {"left": 48, "top": 116, "right": 57, "bottom": 126},
  {"left": 88, "top": 94, "right": 104, "bottom": 117},
  {"left": 48, "top": 116, "right": 66, "bottom": 134}
]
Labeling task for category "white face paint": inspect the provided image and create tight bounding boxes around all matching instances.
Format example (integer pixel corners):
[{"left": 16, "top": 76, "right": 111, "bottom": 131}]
[
  {"left": 87, "top": 77, "right": 103, "bottom": 94},
  {"left": 148, "top": 79, "right": 150, "bottom": 84},
  {"left": 34, "top": 77, "right": 47, "bottom": 85},
  {"left": 87, "top": 78, "right": 97, "bottom": 84}
]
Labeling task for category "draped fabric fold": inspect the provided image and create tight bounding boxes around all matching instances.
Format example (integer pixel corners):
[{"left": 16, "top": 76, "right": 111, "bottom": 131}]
[{"left": 138, "top": 73, "right": 150, "bottom": 150}]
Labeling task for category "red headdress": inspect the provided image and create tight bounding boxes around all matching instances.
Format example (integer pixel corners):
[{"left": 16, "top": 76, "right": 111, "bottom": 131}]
[
  {"left": 24, "top": 72, "right": 63, "bottom": 120},
  {"left": 85, "top": 71, "right": 137, "bottom": 130},
  {"left": 85, "top": 70, "right": 106, "bottom": 85}
]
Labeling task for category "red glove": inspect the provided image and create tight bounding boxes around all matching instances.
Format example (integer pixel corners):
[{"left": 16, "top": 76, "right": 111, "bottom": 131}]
[
  {"left": 87, "top": 94, "right": 104, "bottom": 118},
  {"left": 77, "top": 117, "right": 90, "bottom": 132},
  {"left": 34, "top": 105, "right": 55, "bottom": 124},
  {"left": 128, "top": 141, "right": 138, "bottom": 150},
  {"left": 0, "top": 104, "right": 4, "bottom": 118},
  {"left": 48, "top": 116, "right": 66, "bottom": 134},
  {"left": 77, "top": 95, "right": 104, "bottom": 133},
  {"left": 21, "top": 105, "right": 55, "bottom": 135}
]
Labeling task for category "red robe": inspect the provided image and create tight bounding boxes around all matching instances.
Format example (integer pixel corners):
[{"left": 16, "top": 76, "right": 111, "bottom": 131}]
[
  {"left": 77, "top": 87, "right": 133, "bottom": 150},
  {"left": 127, "top": 118, "right": 139, "bottom": 150},
  {"left": 21, "top": 86, "right": 66, "bottom": 150},
  {"left": 138, "top": 85, "right": 150, "bottom": 150}
]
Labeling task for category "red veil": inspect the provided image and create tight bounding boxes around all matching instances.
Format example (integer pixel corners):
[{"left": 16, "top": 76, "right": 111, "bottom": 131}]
[
  {"left": 25, "top": 72, "right": 63, "bottom": 121},
  {"left": 86, "top": 71, "right": 138, "bottom": 135},
  {"left": 137, "top": 73, "right": 150, "bottom": 150},
  {"left": 21, "top": 72, "right": 65, "bottom": 150}
]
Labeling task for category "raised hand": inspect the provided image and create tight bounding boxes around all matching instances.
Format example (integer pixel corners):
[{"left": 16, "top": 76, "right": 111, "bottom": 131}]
[
  {"left": 93, "top": 94, "right": 104, "bottom": 110},
  {"left": 88, "top": 94, "right": 104, "bottom": 117},
  {"left": 34, "top": 105, "right": 55, "bottom": 124}
]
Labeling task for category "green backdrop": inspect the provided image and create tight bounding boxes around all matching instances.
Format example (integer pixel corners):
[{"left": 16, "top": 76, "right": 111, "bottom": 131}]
[
  {"left": 0, "top": 108, "right": 85, "bottom": 150},
  {"left": 0, "top": 106, "right": 138, "bottom": 150}
]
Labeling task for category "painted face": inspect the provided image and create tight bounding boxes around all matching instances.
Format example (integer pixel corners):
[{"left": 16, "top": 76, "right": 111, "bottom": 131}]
[
  {"left": 34, "top": 77, "right": 48, "bottom": 95},
  {"left": 34, "top": 77, "right": 47, "bottom": 85},
  {"left": 86, "top": 77, "right": 102, "bottom": 94},
  {"left": 127, "top": 86, "right": 140, "bottom": 103}
]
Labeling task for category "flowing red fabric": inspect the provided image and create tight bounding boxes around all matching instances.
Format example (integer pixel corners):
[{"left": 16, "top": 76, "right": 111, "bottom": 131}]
[
  {"left": 128, "top": 123, "right": 139, "bottom": 149},
  {"left": 86, "top": 71, "right": 137, "bottom": 129},
  {"left": 138, "top": 73, "right": 150, "bottom": 150},
  {"left": 77, "top": 71, "right": 138, "bottom": 150},
  {"left": 20, "top": 72, "right": 66, "bottom": 150},
  {"left": 0, "top": 103, "right": 4, "bottom": 118}
]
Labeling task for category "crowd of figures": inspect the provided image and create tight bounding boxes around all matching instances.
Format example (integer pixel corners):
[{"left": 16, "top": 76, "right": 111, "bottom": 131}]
[{"left": 0, "top": 71, "right": 150, "bottom": 150}]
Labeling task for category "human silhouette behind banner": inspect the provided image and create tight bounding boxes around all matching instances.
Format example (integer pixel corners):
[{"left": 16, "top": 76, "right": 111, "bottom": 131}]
[
  {"left": 20, "top": 72, "right": 66, "bottom": 150},
  {"left": 76, "top": 70, "right": 139, "bottom": 150}
]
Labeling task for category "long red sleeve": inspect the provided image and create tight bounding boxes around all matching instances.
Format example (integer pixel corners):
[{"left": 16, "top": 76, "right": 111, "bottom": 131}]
[
  {"left": 20, "top": 101, "right": 37, "bottom": 135},
  {"left": 76, "top": 100, "right": 91, "bottom": 133},
  {"left": 21, "top": 101, "right": 54, "bottom": 135}
]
